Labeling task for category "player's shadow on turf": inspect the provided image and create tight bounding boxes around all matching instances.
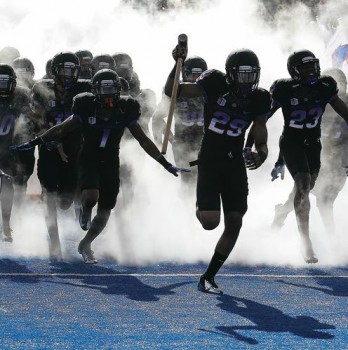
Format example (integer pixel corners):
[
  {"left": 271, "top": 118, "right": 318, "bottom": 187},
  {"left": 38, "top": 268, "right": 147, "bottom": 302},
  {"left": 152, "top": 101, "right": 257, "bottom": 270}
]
[
  {"left": 276, "top": 269, "right": 348, "bottom": 297},
  {"left": 48, "top": 262, "right": 190, "bottom": 302},
  {"left": 0, "top": 259, "right": 40, "bottom": 284},
  {"left": 200, "top": 294, "right": 335, "bottom": 344}
]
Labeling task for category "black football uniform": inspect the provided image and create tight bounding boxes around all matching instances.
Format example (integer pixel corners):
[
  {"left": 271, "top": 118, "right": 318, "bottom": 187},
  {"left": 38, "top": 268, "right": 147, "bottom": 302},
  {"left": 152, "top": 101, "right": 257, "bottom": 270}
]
[
  {"left": 0, "top": 86, "right": 34, "bottom": 183},
  {"left": 271, "top": 76, "right": 338, "bottom": 177},
  {"left": 32, "top": 79, "right": 91, "bottom": 202},
  {"left": 312, "top": 93, "right": 348, "bottom": 200},
  {"left": 72, "top": 93, "right": 141, "bottom": 209},
  {"left": 195, "top": 69, "right": 271, "bottom": 214},
  {"left": 172, "top": 95, "right": 204, "bottom": 172}
]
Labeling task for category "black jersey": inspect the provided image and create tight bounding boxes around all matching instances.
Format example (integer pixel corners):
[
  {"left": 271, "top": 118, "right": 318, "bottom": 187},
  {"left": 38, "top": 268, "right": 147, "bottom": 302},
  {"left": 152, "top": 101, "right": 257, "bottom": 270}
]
[
  {"left": 271, "top": 76, "right": 338, "bottom": 141},
  {"left": 174, "top": 95, "right": 204, "bottom": 144},
  {"left": 0, "top": 86, "right": 31, "bottom": 170},
  {"left": 31, "top": 79, "right": 91, "bottom": 154},
  {"left": 72, "top": 93, "right": 140, "bottom": 163},
  {"left": 196, "top": 69, "right": 270, "bottom": 161}
]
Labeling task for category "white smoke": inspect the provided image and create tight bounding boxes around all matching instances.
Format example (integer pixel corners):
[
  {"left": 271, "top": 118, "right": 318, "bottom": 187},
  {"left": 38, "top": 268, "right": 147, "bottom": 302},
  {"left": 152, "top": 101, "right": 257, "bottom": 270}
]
[{"left": 0, "top": 0, "right": 347, "bottom": 267}]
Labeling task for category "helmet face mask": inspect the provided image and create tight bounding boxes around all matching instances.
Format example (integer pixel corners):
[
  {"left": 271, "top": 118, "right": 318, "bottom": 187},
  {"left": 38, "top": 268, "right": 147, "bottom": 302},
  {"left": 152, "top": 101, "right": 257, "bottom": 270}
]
[
  {"left": 54, "top": 63, "right": 79, "bottom": 88},
  {"left": 0, "top": 64, "right": 16, "bottom": 98},
  {"left": 182, "top": 56, "right": 207, "bottom": 82},
  {"left": 287, "top": 50, "right": 320, "bottom": 84},
  {"left": 225, "top": 50, "right": 260, "bottom": 96},
  {"left": 91, "top": 55, "right": 116, "bottom": 76},
  {"left": 75, "top": 50, "right": 93, "bottom": 76},
  {"left": 92, "top": 69, "right": 121, "bottom": 107},
  {"left": 51, "top": 52, "right": 80, "bottom": 89},
  {"left": 117, "top": 64, "right": 133, "bottom": 81},
  {"left": 112, "top": 53, "right": 133, "bottom": 81}
]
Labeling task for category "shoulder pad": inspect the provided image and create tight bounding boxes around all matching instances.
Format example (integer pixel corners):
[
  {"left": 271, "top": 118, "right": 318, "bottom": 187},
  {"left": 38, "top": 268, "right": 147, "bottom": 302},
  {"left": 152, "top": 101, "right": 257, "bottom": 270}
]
[
  {"left": 270, "top": 78, "right": 291, "bottom": 92},
  {"left": 319, "top": 75, "right": 337, "bottom": 86}
]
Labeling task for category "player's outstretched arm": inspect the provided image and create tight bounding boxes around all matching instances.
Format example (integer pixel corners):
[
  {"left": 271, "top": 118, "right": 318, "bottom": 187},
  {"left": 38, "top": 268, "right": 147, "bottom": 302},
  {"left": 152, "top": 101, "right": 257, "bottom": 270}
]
[
  {"left": 128, "top": 122, "right": 190, "bottom": 176},
  {"left": 10, "top": 115, "right": 80, "bottom": 152}
]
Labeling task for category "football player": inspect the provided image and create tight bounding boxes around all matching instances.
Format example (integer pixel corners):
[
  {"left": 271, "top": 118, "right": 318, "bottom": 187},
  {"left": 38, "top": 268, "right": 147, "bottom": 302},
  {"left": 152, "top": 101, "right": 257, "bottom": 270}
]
[
  {"left": 268, "top": 50, "right": 348, "bottom": 264},
  {"left": 112, "top": 52, "right": 141, "bottom": 97},
  {"left": 26, "top": 51, "right": 91, "bottom": 260},
  {"left": 165, "top": 44, "right": 270, "bottom": 294},
  {"left": 271, "top": 67, "right": 348, "bottom": 235},
  {"left": 0, "top": 64, "right": 33, "bottom": 242},
  {"left": 75, "top": 50, "right": 93, "bottom": 79},
  {"left": 12, "top": 69, "right": 188, "bottom": 264},
  {"left": 90, "top": 54, "right": 116, "bottom": 76},
  {"left": 152, "top": 56, "right": 207, "bottom": 187}
]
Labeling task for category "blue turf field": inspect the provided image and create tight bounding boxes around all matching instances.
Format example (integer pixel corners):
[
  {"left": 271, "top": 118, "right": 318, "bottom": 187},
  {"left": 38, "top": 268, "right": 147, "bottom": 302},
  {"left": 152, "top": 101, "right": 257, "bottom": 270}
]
[{"left": 0, "top": 259, "right": 347, "bottom": 349}]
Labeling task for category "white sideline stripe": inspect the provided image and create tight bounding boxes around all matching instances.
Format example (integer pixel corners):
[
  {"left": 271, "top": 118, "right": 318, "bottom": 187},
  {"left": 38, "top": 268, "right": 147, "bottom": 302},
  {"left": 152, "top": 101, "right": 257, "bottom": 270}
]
[{"left": 0, "top": 273, "right": 347, "bottom": 278}]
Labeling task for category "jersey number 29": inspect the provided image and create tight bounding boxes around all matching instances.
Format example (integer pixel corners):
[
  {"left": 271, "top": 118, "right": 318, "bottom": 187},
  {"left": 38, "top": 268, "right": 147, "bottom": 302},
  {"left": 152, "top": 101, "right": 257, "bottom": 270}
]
[{"left": 208, "top": 111, "right": 248, "bottom": 137}]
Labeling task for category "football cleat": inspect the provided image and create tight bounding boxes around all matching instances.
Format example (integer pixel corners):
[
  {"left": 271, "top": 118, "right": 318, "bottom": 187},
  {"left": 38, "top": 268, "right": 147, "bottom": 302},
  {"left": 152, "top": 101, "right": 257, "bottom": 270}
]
[
  {"left": 78, "top": 242, "right": 98, "bottom": 264},
  {"left": 197, "top": 274, "right": 223, "bottom": 294},
  {"left": 79, "top": 203, "right": 92, "bottom": 231},
  {"left": 49, "top": 244, "right": 63, "bottom": 262},
  {"left": 302, "top": 245, "right": 318, "bottom": 264}
]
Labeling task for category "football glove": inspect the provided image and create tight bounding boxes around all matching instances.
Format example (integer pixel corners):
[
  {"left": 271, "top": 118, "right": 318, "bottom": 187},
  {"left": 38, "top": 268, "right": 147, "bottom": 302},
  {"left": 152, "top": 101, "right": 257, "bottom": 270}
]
[
  {"left": 172, "top": 45, "right": 187, "bottom": 62},
  {"left": 10, "top": 137, "right": 43, "bottom": 152},
  {"left": 165, "top": 164, "right": 191, "bottom": 177},
  {"left": 271, "top": 162, "right": 285, "bottom": 181},
  {"left": 243, "top": 147, "right": 267, "bottom": 170}
]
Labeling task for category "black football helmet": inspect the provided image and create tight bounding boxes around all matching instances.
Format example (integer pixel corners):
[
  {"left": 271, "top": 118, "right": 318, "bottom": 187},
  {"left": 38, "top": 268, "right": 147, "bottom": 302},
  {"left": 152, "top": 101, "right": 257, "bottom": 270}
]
[
  {"left": 75, "top": 50, "right": 93, "bottom": 79},
  {"left": 92, "top": 69, "right": 122, "bottom": 105},
  {"left": 91, "top": 54, "right": 116, "bottom": 76},
  {"left": 225, "top": 49, "right": 260, "bottom": 95},
  {"left": 182, "top": 56, "right": 207, "bottom": 82},
  {"left": 322, "top": 67, "right": 347, "bottom": 94},
  {"left": 51, "top": 51, "right": 80, "bottom": 88},
  {"left": 0, "top": 64, "right": 16, "bottom": 98},
  {"left": 287, "top": 50, "right": 320, "bottom": 84},
  {"left": 44, "top": 59, "right": 53, "bottom": 79},
  {"left": 12, "top": 57, "right": 35, "bottom": 86},
  {"left": 112, "top": 52, "right": 133, "bottom": 81}
]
